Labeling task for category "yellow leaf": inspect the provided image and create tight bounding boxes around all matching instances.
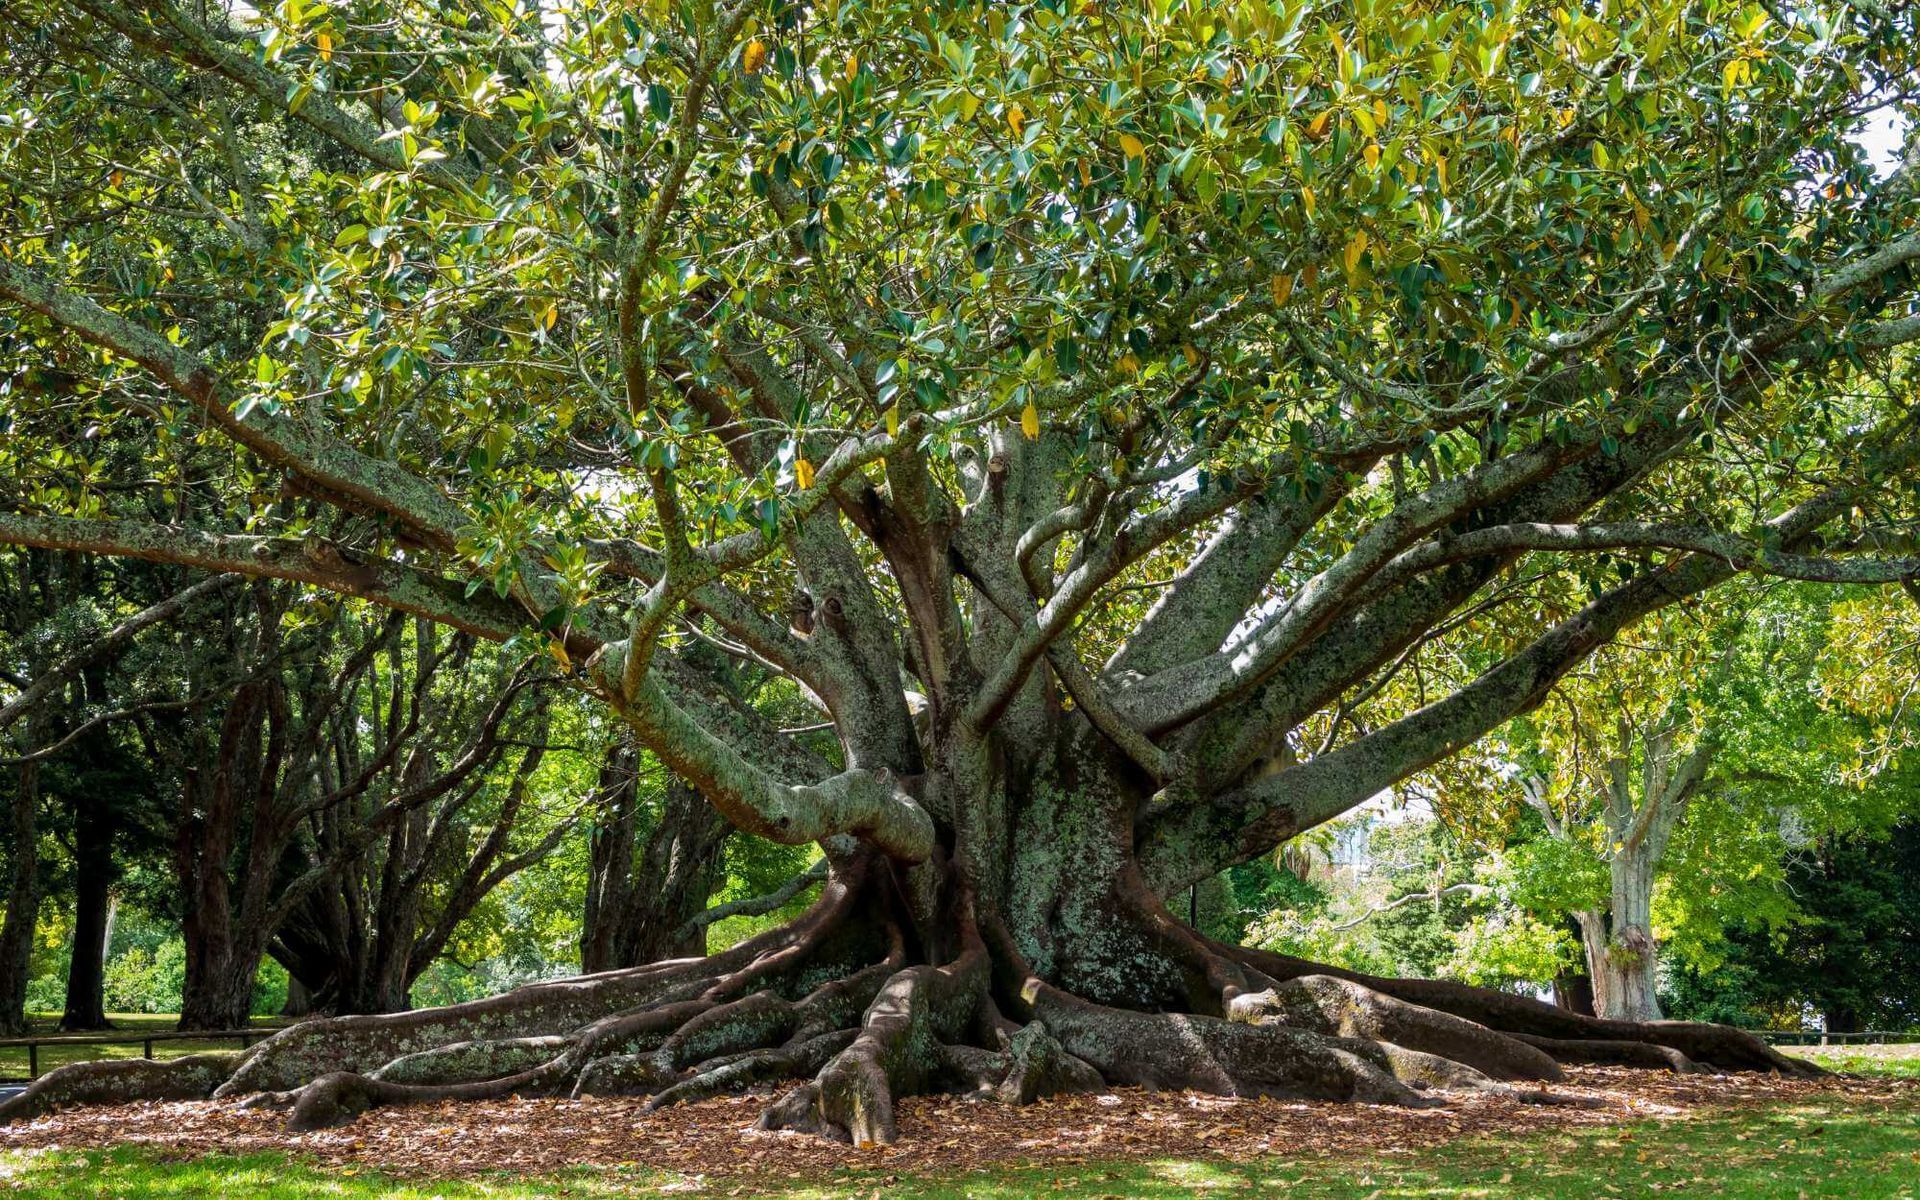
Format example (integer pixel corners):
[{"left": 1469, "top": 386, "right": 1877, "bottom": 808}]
[
  {"left": 1299, "top": 184, "right": 1316, "bottom": 217},
  {"left": 1343, "top": 230, "right": 1369, "bottom": 275},
  {"left": 1307, "top": 110, "right": 1330, "bottom": 140},
  {"left": 548, "top": 638, "right": 571, "bottom": 672},
  {"left": 794, "top": 457, "right": 815, "bottom": 489},
  {"left": 1119, "top": 133, "right": 1145, "bottom": 158},
  {"left": 1020, "top": 400, "right": 1040, "bottom": 440},
  {"left": 1434, "top": 153, "right": 1448, "bottom": 193},
  {"left": 743, "top": 38, "right": 768, "bottom": 74},
  {"left": 1363, "top": 143, "right": 1381, "bottom": 171},
  {"left": 960, "top": 92, "right": 980, "bottom": 121},
  {"left": 1270, "top": 272, "right": 1295, "bottom": 306},
  {"left": 1117, "top": 352, "right": 1140, "bottom": 376},
  {"left": 844, "top": 53, "right": 859, "bottom": 81},
  {"left": 1006, "top": 103, "right": 1026, "bottom": 136},
  {"left": 541, "top": 304, "right": 557, "bottom": 330},
  {"left": 885, "top": 406, "right": 899, "bottom": 438},
  {"left": 1078, "top": 159, "right": 1092, "bottom": 186},
  {"left": 1722, "top": 58, "right": 1746, "bottom": 96},
  {"left": 1373, "top": 98, "right": 1389, "bottom": 128},
  {"left": 316, "top": 30, "right": 333, "bottom": 62}
]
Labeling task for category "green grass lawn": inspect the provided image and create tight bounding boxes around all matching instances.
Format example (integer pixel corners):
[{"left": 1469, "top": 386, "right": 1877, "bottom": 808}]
[
  {"left": 0, "top": 1013, "right": 285, "bottom": 1083},
  {"left": 3, "top": 1089, "right": 1917, "bottom": 1198},
  {"left": 1784, "top": 1043, "right": 1920, "bottom": 1079}
]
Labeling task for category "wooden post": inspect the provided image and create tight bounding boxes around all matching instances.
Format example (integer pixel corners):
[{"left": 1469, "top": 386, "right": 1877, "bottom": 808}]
[{"left": 26, "top": 1042, "right": 36, "bottom": 1080}]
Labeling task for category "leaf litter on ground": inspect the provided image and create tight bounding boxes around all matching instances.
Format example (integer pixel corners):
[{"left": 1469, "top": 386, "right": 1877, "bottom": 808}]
[{"left": 0, "top": 1066, "right": 1909, "bottom": 1184}]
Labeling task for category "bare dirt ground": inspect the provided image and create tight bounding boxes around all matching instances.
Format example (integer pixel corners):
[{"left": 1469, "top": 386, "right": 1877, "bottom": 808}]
[{"left": 0, "top": 1065, "right": 1912, "bottom": 1184}]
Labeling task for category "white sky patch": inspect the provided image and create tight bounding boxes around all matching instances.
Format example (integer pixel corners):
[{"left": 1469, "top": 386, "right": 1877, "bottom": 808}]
[{"left": 1859, "top": 108, "right": 1908, "bottom": 175}]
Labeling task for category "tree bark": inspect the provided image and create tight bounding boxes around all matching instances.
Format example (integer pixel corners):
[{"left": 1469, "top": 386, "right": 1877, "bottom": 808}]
[
  {"left": 1552, "top": 969, "right": 1596, "bottom": 1017},
  {"left": 0, "top": 755, "right": 39, "bottom": 1036},
  {"left": 1579, "top": 909, "right": 1662, "bottom": 1024},
  {"left": 281, "top": 974, "right": 314, "bottom": 1019},
  {"left": 583, "top": 756, "right": 730, "bottom": 971},
  {"left": 176, "top": 752, "right": 265, "bottom": 1032},
  {"left": 59, "top": 790, "right": 115, "bottom": 1030}
]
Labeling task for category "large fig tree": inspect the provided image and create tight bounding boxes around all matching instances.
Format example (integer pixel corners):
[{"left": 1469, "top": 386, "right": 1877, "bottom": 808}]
[{"left": 2, "top": 0, "right": 1918, "bottom": 1143}]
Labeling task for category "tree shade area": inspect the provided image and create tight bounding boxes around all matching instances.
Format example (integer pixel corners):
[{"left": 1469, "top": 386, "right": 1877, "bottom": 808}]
[{"left": 0, "top": 0, "right": 1917, "bottom": 1162}]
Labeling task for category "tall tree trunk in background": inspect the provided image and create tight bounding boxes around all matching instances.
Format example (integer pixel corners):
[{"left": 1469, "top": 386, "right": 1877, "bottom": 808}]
[
  {"left": 1823, "top": 1005, "right": 1861, "bottom": 1034},
  {"left": 1563, "top": 722, "right": 1714, "bottom": 1023},
  {"left": 59, "top": 790, "right": 115, "bottom": 1030},
  {"left": 0, "top": 755, "right": 39, "bottom": 1035},
  {"left": 624, "top": 778, "right": 730, "bottom": 962},
  {"left": 578, "top": 749, "right": 637, "bottom": 974},
  {"left": 1552, "top": 966, "right": 1596, "bottom": 1017},
  {"left": 582, "top": 750, "right": 729, "bottom": 971},
  {"left": 1575, "top": 812, "right": 1666, "bottom": 1023},
  {"left": 280, "top": 974, "right": 313, "bottom": 1019},
  {"left": 176, "top": 749, "right": 262, "bottom": 1031}
]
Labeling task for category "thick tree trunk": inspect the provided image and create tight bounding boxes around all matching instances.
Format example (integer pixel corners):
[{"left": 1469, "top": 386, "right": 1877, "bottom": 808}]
[
  {"left": 582, "top": 762, "right": 729, "bottom": 972},
  {"left": 578, "top": 749, "right": 638, "bottom": 974},
  {"left": 1576, "top": 831, "right": 1664, "bottom": 1022},
  {"left": 58, "top": 794, "right": 115, "bottom": 1029},
  {"left": 1823, "top": 1005, "right": 1861, "bottom": 1035},
  {"left": 59, "top": 792, "right": 115, "bottom": 1030},
  {"left": 0, "top": 757, "right": 38, "bottom": 1036},
  {"left": 177, "top": 772, "right": 264, "bottom": 1032},
  {"left": 178, "top": 944, "right": 260, "bottom": 1032},
  {"left": 1552, "top": 970, "right": 1596, "bottom": 1017},
  {"left": 1583, "top": 923, "right": 1662, "bottom": 1023}
]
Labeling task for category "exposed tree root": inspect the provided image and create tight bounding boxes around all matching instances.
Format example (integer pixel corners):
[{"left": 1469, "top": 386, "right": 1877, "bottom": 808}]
[
  {"left": 576, "top": 951, "right": 903, "bottom": 1100},
  {"left": 0, "top": 1053, "right": 243, "bottom": 1124},
  {"left": 759, "top": 923, "right": 990, "bottom": 1146},
  {"left": 645, "top": 1029, "right": 859, "bottom": 1110},
  {"left": 1230, "top": 975, "right": 1563, "bottom": 1082},
  {"left": 1025, "top": 980, "right": 1431, "bottom": 1106},
  {"left": 1513, "top": 1033, "right": 1700, "bottom": 1073},
  {"left": 994, "top": 1021, "right": 1105, "bottom": 1103},
  {"left": 369, "top": 1036, "right": 571, "bottom": 1085},
  {"left": 1217, "top": 941, "right": 1818, "bottom": 1076}
]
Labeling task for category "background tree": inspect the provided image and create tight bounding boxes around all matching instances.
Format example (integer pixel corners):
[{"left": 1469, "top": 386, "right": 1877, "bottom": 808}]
[
  {"left": 139, "top": 587, "right": 563, "bottom": 1028},
  {"left": 1498, "top": 606, "right": 1740, "bottom": 1021},
  {"left": 1400, "top": 583, "right": 1920, "bottom": 1021},
  {"left": 1, "top": 0, "right": 1917, "bottom": 1145},
  {"left": 1665, "top": 819, "right": 1920, "bottom": 1032},
  {"left": 579, "top": 643, "right": 820, "bottom": 971}
]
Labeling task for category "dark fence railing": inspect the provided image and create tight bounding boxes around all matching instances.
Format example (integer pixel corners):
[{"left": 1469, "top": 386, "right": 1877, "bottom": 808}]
[
  {"left": 1748, "top": 1029, "right": 1920, "bottom": 1047},
  {"left": 0, "top": 1027, "right": 285, "bottom": 1081}
]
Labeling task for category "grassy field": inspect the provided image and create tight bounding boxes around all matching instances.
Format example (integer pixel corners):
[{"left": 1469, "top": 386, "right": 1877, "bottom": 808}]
[
  {"left": 3, "top": 1085, "right": 1917, "bottom": 1197},
  {"left": 0, "top": 1013, "right": 284, "bottom": 1083},
  {"left": 1783, "top": 1043, "right": 1920, "bottom": 1079}
]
